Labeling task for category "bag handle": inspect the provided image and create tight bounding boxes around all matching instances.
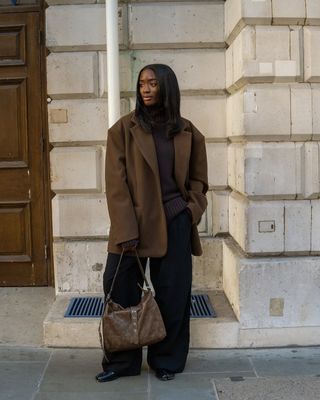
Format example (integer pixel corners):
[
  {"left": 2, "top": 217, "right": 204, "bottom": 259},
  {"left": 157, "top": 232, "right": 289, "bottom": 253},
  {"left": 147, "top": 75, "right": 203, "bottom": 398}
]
[
  {"left": 105, "top": 248, "right": 150, "bottom": 302},
  {"left": 99, "top": 248, "right": 150, "bottom": 359}
]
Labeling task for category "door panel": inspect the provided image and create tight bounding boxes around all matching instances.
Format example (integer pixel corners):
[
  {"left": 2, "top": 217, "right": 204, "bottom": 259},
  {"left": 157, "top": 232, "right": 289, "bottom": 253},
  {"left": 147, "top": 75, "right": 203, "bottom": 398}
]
[{"left": 0, "top": 12, "right": 48, "bottom": 285}]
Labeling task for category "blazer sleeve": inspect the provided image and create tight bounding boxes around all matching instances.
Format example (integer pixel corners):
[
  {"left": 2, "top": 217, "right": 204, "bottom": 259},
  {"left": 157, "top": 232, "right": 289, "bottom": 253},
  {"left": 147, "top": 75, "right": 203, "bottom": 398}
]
[
  {"left": 186, "top": 123, "right": 209, "bottom": 225},
  {"left": 105, "top": 120, "right": 139, "bottom": 245}
]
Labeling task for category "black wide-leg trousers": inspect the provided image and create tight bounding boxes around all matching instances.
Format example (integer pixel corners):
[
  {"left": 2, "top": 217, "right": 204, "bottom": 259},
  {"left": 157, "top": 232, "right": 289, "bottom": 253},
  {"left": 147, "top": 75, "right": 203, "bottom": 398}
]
[{"left": 102, "top": 208, "right": 192, "bottom": 375}]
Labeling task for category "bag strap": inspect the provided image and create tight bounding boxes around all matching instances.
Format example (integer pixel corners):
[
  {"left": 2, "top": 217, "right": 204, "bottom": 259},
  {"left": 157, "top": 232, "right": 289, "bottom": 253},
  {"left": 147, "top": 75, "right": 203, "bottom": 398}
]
[
  {"left": 99, "top": 248, "right": 150, "bottom": 358},
  {"left": 105, "top": 248, "right": 150, "bottom": 302}
]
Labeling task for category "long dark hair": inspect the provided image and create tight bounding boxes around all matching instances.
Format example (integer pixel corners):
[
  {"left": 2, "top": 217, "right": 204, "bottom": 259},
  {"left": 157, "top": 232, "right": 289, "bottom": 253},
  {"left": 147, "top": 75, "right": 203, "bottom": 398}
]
[{"left": 135, "top": 64, "right": 182, "bottom": 136}]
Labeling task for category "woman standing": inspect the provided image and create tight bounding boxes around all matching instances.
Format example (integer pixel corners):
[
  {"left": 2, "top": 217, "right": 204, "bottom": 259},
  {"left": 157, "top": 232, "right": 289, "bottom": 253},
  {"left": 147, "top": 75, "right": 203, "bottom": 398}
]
[{"left": 96, "top": 64, "right": 208, "bottom": 382}]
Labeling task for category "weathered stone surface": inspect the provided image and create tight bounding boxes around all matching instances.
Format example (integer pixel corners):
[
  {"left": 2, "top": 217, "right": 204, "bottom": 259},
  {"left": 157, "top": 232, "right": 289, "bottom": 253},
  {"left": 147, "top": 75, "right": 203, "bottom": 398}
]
[
  {"left": 131, "top": 49, "right": 226, "bottom": 91},
  {"left": 192, "top": 238, "right": 223, "bottom": 291},
  {"left": 225, "top": 0, "right": 272, "bottom": 44},
  {"left": 229, "top": 192, "right": 285, "bottom": 254},
  {"left": 272, "top": 0, "right": 306, "bottom": 24},
  {"left": 52, "top": 194, "right": 109, "bottom": 238},
  {"left": 284, "top": 200, "right": 311, "bottom": 253},
  {"left": 223, "top": 239, "right": 320, "bottom": 329},
  {"left": 227, "top": 85, "right": 291, "bottom": 140},
  {"left": 311, "top": 199, "right": 320, "bottom": 252},
  {"left": 302, "top": 142, "right": 319, "bottom": 198},
  {"left": 212, "top": 190, "right": 230, "bottom": 236},
  {"left": 304, "top": 27, "right": 320, "bottom": 82},
  {"left": 180, "top": 96, "right": 226, "bottom": 139},
  {"left": 312, "top": 85, "right": 320, "bottom": 138},
  {"left": 291, "top": 84, "right": 313, "bottom": 140},
  {"left": 47, "top": 52, "right": 98, "bottom": 98},
  {"left": 206, "top": 142, "right": 228, "bottom": 189},
  {"left": 228, "top": 143, "right": 299, "bottom": 199},
  {"left": 226, "top": 26, "right": 302, "bottom": 92},
  {"left": 98, "top": 51, "right": 131, "bottom": 95},
  {"left": 48, "top": 99, "right": 129, "bottom": 143},
  {"left": 53, "top": 241, "right": 106, "bottom": 293},
  {"left": 46, "top": 5, "right": 127, "bottom": 50},
  {"left": 306, "top": 0, "right": 320, "bottom": 25},
  {"left": 129, "top": 2, "right": 224, "bottom": 46},
  {"left": 50, "top": 147, "right": 103, "bottom": 192}
]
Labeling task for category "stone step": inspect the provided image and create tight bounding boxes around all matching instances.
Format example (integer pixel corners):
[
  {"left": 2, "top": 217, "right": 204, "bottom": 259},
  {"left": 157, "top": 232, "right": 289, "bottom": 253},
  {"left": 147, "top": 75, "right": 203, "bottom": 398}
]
[{"left": 43, "top": 290, "right": 239, "bottom": 348}]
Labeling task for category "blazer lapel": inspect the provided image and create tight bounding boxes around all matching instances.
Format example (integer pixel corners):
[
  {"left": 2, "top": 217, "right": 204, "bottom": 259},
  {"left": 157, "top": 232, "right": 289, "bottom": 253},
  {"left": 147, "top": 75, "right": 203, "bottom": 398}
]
[
  {"left": 130, "top": 119, "right": 160, "bottom": 178},
  {"left": 130, "top": 114, "right": 192, "bottom": 192}
]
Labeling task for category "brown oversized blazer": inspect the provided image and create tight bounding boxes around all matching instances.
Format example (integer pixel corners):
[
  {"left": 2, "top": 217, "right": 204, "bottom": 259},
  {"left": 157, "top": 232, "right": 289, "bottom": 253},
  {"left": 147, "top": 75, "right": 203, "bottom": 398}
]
[{"left": 105, "top": 111, "right": 208, "bottom": 257}]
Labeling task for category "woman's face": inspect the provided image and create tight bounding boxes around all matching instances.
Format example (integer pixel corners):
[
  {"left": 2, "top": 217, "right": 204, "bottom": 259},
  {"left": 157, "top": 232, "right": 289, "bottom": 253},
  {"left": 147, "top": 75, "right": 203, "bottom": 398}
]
[{"left": 139, "top": 69, "right": 160, "bottom": 106}]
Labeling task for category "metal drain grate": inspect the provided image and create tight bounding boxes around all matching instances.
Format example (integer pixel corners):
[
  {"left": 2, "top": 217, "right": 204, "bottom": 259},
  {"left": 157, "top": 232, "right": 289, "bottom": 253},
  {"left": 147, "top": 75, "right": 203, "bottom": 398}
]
[
  {"left": 190, "top": 294, "right": 216, "bottom": 318},
  {"left": 64, "top": 296, "right": 104, "bottom": 318},
  {"left": 65, "top": 294, "right": 215, "bottom": 318}
]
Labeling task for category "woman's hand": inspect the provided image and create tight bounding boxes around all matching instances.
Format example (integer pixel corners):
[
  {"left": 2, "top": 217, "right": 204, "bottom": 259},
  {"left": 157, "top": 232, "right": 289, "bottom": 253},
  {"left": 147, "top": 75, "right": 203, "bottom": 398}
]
[{"left": 121, "top": 239, "right": 139, "bottom": 253}]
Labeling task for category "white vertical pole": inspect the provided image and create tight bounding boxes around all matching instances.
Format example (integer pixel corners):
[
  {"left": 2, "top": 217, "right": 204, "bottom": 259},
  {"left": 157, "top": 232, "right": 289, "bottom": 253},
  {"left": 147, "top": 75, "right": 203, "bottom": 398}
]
[{"left": 106, "top": 0, "right": 121, "bottom": 127}]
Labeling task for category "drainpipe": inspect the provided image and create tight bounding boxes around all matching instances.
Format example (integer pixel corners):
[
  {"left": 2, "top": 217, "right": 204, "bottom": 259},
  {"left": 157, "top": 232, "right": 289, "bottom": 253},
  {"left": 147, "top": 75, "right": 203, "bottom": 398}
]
[{"left": 106, "top": 0, "right": 121, "bottom": 127}]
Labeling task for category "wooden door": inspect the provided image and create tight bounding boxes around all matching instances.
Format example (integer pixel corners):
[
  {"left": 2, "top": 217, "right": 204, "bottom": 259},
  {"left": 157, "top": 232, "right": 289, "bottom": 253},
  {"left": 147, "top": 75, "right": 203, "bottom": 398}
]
[{"left": 0, "top": 12, "right": 48, "bottom": 285}]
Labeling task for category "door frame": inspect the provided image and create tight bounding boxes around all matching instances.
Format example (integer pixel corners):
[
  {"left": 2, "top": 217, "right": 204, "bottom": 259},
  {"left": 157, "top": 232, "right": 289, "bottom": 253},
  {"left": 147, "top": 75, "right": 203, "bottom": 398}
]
[{"left": 0, "top": 0, "right": 53, "bottom": 286}]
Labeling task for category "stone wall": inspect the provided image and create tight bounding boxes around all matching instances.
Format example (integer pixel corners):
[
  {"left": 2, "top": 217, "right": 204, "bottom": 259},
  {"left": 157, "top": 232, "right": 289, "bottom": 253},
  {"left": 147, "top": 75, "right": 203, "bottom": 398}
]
[
  {"left": 224, "top": 0, "right": 320, "bottom": 336},
  {"left": 46, "top": 0, "right": 226, "bottom": 293}
]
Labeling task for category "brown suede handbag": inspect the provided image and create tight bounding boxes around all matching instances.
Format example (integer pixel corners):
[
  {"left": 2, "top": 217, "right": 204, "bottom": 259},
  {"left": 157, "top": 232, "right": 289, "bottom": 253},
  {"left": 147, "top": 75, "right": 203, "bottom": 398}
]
[{"left": 99, "top": 249, "right": 167, "bottom": 354}]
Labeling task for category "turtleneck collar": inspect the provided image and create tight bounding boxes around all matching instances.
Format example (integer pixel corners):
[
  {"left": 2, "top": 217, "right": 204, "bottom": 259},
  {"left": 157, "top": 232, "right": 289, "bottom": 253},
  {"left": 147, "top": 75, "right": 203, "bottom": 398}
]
[{"left": 146, "top": 104, "right": 168, "bottom": 125}]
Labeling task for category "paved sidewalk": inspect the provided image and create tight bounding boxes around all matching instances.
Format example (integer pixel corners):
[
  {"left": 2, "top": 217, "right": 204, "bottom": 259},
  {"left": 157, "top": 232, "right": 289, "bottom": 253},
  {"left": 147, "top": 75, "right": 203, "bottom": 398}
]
[{"left": 1, "top": 345, "right": 320, "bottom": 400}]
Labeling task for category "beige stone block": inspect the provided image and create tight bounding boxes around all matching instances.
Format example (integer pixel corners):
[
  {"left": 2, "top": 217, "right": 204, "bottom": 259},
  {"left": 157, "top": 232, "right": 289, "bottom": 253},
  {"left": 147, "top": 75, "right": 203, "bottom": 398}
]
[
  {"left": 192, "top": 238, "right": 223, "bottom": 291},
  {"left": 228, "top": 192, "right": 248, "bottom": 252},
  {"left": 131, "top": 49, "right": 225, "bottom": 91},
  {"left": 206, "top": 142, "right": 228, "bottom": 189},
  {"left": 243, "top": 143, "right": 298, "bottom": 198},
  {"left": 232, "top": 26, "right": 255, "bottom": 84},
  {"left": 239, "top": 325, "right": 320, "bottom": 347},
  {"left": 228, "top": 26, "right": 301, "bottom": 91},
  {"left": 47, "top": 52, "right": 98, "bottom": 98},
  {"left": 53, "top": 241, "right": 106, "bottom": 293},
  {"left": 229, "top": 193, "right": 285, "bottom": 254},
  {"left": 52, "top": 194, "right": 109, "bottom": 237},
  {"left": 49, "top": 100, "right": 107, "bottom": 143},
  {"left": 247, "top": 200, "right": 285, "bottom": 254},
  {"left": 225, "top": 44, "right": 233, "bottom": 90},
  {"left": 306, "top": 0, "right": 320, "bottom": 25},
  {"left": 212, "top": 190, "right": 229, "bottom": 236},
  {"left": 291, "top": 84, "right": 312, "bottom": 140},
  {"left": 304, "top": 27, "right": 320, "bottom": 82},
  {"left": 48, "top": 99, "right": 129, "bottom": 144},
  {"left": 180, "top": 96, "right": 226, "bottom": 139},
  {"left": 50, "top": 147, "right": 102, "bottom": 192},
  {"left": 46, "top": 5, "right": 127, "bottom": 50},
  {"left": 284, "top": 200, "right": 311, "bottom": 253},
  {"left": 244, "top": 85, "right": 290, "bottom": 139},
  {"left": 130, "top": 2, "right": 224, "bottom": 47},
  {"left": 197, "top": 191, "right": 213, "bottom": 237},
  {"left": 311, "top": 199, "right": 320, "bottom": 252},
  {"left": 303, "top": 142, "right": 320, "bottom": 198},
  {"left": 312, "top": 85, "right": 320, "bottom": 138},
  {"left": 228, "top": 144, "right": 245, "bottom": 193},
  {"left": 222, "top": 239, "right": 241, "bottom": 320},
  {"left": 98, "top": 52, "right": 131, "bottom": 95},
  {"left": 256, "top": 26, "right": 290, "bottom": 62},
  {"left": 290, "top": 26, "right": 303, "bottom": 80},
  {"left": 225, "top": 0, "right": 272, "bottom": 44},
  {"left": 272, "top": 0, "right": 306, "bottom": 24},
  {"left": 224, "top": 239, "right": 320, "bottom": 329},
  {"left": 228, "top": 85, "right": 291, "bottom": 140}
]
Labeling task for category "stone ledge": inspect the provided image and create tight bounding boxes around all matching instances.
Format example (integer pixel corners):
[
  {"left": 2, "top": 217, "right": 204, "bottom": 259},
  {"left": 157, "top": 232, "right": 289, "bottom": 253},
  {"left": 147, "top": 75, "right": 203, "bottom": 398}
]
[{"left": 43, "top": 290, "right": 239, "bottom": 348}]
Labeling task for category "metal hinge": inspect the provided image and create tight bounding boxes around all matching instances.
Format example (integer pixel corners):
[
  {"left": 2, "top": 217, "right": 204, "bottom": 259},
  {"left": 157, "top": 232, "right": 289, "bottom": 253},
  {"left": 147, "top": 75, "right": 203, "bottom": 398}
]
[{"left": 44, "top": 244, "right": 48, "bottom": 260}]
